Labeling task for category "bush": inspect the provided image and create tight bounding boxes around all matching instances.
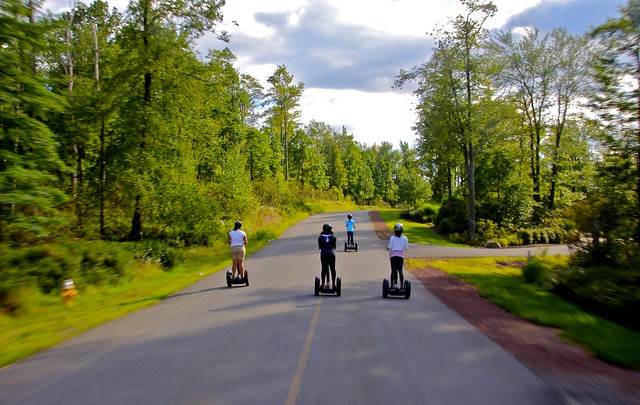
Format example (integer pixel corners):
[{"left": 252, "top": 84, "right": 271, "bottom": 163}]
[
  {"left": 130, "top": 240, "right": 182, "bottom": 270},
  {"left": 438, "top": 218, "right": 452, "bottom": 235},
  {"left": 400, "top": 202, "right": 439, "bottom": 224},
  {"left": 518, "top": 229, "right": 533, "bottom": 245},
  {"left": 554, "top": 264, "right": 640, "bottom": 330},
  {"left": 79, "top": 242, "right": 131, "bottom": 285},
  {"left": 436, "top": 197, "right": 469, "bottom": 234},
  {"left": 416, "top": 202, "right": 439, "bottom": 223},
  {"left": 521, "top": 255, "right": 567, "bottom": 287},
  {"left": 449, "top": 232, "right": 469, "bottom": 244},
  {"left": 476, "top": 219, "right": 499, "bottom": 243},
  {"left": 505, "top": 234, "right": 522, "bottom": 247}
]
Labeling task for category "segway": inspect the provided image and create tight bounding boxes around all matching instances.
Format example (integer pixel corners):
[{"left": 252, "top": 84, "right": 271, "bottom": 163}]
[
  {"left": 226, "top": 270, "right": 249, "bottom": 287},
  {"left": 314, "top": 276, "right": 341, "bottom": 296},
  {"left": 344, "top": 240, "right": 358, "bottom": 252},
  {"left": 382, "top": 278, "right": 411, "bottom": 299}
]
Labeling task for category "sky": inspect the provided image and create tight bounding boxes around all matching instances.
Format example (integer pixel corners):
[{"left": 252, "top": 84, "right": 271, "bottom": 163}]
[{"left": 44, "top": 0, "right": 627, "bottom": 147}]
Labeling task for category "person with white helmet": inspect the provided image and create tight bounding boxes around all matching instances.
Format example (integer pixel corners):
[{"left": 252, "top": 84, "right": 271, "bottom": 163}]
[
  {"left": 227, "top": 221, "right": 248, "bottom": 279},
  {"left": 387, "top": 223, "right": 409, "bottom": 288},
  {"left": 318, "top": 223, "right": 337, "bottom": 290}
]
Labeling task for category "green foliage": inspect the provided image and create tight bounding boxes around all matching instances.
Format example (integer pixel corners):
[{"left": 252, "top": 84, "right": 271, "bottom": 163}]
[
  {"left": 435, "top": 196, "right": 469, "bottom": 235},
  {"left": 437, "top": 218, "right": 452, "bottom": 235},
  {"left": 130, "top": 240, "right": 183, "bottom": 270},
  {"left": 0, "top": 0, "right": 70, "bottom": 243},
  {"left": 400, "top": 202, "right": 439, "bottom": 224},
  {"left": 553, "top": 262, "right": 640, "bottom": 332},
  {"left": 521, "top": 255, "right": 567, "bottom": 286},
  {"left": 378, "top": 209, "right": 461, "bottom": 246}
]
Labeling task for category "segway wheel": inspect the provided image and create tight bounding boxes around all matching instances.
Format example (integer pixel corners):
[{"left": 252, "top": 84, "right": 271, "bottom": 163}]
[
  {"left": 244, "top": 270, "right": 249, "bottom": 286},
  {"left": 404, "top": 280, "right": 411, "bottom": 299},
  {"left": 355, "top": 242, "right": 358, "bottom": 252},
  {"left": 314, "top": 277, "right": 320, "bottom": 296},
  {"left": 344, "top": 242, "right": 347, "bottom": 252},
  {"left": 226, "top": 271, "right": 232, "bottom": 288},
  {"left": 382, "top": 279, "right": 389, "bottom": 298},
  {"left": 336, "top": 277, "right": 342, "bottom": 297}
]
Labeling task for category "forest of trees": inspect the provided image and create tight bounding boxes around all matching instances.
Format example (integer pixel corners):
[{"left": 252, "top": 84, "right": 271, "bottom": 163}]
[{"left": 1, "top": 0, "right": 638, "bottom": 276}]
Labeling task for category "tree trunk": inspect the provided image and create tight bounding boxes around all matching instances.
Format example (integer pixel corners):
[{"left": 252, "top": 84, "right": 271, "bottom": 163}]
[
  {"left": 467, "top": 142, "right": 476, "bottom": 242},
  {"left": 128, "top": 195, "right": 142, "bottom": 241},
  {"left": 93, "top": 23, "right": 106, "bottom": 237}
]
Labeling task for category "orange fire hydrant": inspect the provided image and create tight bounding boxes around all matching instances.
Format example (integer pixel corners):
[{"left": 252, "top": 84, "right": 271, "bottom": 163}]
[{"left": 62, "top": 279, "right": 77, "bottom": 306}]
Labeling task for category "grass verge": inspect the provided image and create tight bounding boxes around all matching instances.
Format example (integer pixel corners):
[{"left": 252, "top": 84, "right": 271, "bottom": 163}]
[
  {"left": 407, "top": 257, "right": 640, "bottom": 370},
  {"left": 377, "top": 209, "right": 463, "bottom": 247}
]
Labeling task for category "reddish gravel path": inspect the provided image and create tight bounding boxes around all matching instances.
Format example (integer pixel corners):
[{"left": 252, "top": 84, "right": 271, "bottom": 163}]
[{"left": 369, "top": 211, "right": 640, "bottom": 404}]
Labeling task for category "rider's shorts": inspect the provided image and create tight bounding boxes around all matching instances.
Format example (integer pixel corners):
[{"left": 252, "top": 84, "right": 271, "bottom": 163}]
[{"left": 230, "top": 245, "right": 246, "bottom": 259}]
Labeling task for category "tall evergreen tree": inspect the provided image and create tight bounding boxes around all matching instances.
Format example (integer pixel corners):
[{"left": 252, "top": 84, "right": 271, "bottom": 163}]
[{"left": 0, "top": 0, "right": 68, "bottom": 242}]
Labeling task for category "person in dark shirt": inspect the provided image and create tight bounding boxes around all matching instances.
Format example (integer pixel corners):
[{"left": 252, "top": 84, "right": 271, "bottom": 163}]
[{"left": 318, "top": 223, "right": 337, "bottom": 289}]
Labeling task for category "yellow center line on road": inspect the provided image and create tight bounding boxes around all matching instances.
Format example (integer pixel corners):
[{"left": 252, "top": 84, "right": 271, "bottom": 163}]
[{"left": 285, "top": 300, "right": 322, "bottom": 405}]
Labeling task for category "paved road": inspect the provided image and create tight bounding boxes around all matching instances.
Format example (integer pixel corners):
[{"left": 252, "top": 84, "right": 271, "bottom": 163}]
[{"left": 0, "top": 211, "right": 562, "bottom": 404}]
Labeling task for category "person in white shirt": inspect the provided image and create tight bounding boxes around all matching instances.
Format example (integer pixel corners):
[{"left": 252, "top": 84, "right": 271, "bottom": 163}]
[
  {"left": 226, "top": 221, "right": 248, "bottom": 279},
  {"left": 387, "top": 223, "right": 409, "bottom": 288}
]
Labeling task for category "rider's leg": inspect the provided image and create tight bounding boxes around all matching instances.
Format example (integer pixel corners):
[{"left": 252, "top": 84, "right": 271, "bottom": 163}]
[
  {"left": 329, "top": 253, "right": 336, "bottom": 287},
  {"left": 320, "top": 253, "right": 329, "bottom": 288},
  {"left": 390, "top": 258, "right": 396, "bottom": 286},
  {"left": 232, "top": 258, "right": 238, "bottom": 278},
  {"left": 398, "top": 257, "right": 405, "bottom": 286},
  {"left": 238, "top": 258, "right": 245, "bottom": 278},
  {"left": 391, "top": 257, "right": 403, "bottom": 287}
]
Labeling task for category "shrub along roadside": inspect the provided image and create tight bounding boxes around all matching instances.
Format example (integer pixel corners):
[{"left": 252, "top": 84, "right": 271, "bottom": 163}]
[
  {"left": 408, "top": 257, "right": 640, "bottom": 370},
  {"left": 377, "top": 209, "right": 462, "bottom": 247},
  {"left": 0, "top": 202, "right": 352, "bottom": 368},
  {"left": 522, "top": 253, "right": 640, "bottom": 332}
]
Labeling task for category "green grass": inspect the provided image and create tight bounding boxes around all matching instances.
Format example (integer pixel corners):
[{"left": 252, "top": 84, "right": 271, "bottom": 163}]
[
  {"left": 377, "top": 209, "right": 463, "bottom": 247},
  {"left": 0, "top": 207, "right": 317, "bottom": 368},
  {"left": 408, "top": 257, "right": 640, "bottom": 370}
]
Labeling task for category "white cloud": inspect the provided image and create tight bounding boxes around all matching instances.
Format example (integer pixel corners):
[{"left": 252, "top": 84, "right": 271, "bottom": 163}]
[{"left": 300, "top": 89, "right": 417, "bottom": 147}]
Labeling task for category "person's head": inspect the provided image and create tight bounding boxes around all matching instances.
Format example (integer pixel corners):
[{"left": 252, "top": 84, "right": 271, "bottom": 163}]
[
  {"left": 347, "top": 214, "right": 352, "bottom": 220},
  {"left": 394, "top": 223, "right": 403, "bottom": 237},
  {"left": 322, "top": 223, "right": 333, "bottom": 234},
  {"left": 234, "top": 221, "right": 242, "bottom": 230}
]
